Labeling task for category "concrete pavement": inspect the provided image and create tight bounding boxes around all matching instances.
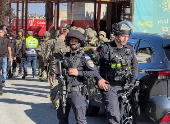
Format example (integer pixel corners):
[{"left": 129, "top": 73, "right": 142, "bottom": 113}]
[{"left": 0, "top": 66, "right": 107, "bottom": 124}]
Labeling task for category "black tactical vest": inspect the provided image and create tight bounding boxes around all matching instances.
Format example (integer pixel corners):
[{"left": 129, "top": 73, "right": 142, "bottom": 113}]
[
  {"left": 62, "top": 50, "right": 84, "bottom": 90},
  {"left": 101, "top": 43, "right": 132, "bottom": 82}
]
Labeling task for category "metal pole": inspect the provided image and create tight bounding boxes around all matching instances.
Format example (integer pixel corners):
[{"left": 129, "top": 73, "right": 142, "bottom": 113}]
[
  {"left": 54, "top": 0, "right": 59, "bottom": 30},
  {"left": 25, "top": 0, "right": 28, "bottom": 37},
  {"left": 16, "top": 1, "right": 19, "bottom": 36},
  {"left": 21, "top": 1, "right": 24, "bottom": 29},
  {"left": 71, "top": 2, "right": 74, "bottom": 25},
  {"left": 57, "top": 0, "right": 59, "bottom": 30},
  {"left": 131, "top": 0, "right": 134, "bottom": 23},
  {"left": 94, "top": 0, "right": 96, "bottom": 29},
  {"left": 54, "top": 3, "right": 57, "bottom": 30},
  {"left": 9, "top": 3, "right": 11, "bottom": 27},
  {"left": 97, "top": 0, "right": 101, "bottom": 31}
]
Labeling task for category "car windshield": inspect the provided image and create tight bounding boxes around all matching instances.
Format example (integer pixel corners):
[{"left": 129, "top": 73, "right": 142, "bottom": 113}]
[{"left": 163, "top": 44, "right": 170, "bottom": 61}]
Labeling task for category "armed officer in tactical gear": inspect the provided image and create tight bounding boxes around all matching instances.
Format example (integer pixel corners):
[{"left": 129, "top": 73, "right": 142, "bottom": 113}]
[
  {"left": 36, "top": 31, "right": 50, "bottom": 78},
  {"left": 55, "top": 30, "right": 104, "bottom": 124},
  {"left": 92, "top": 21, "right": 138, "bottom": 124},
  {"left": 7, "top": 29, "right": 17, "bottom": 78},
  {"left": 13, "top": 29, "right": 25, "bottom": 77}
]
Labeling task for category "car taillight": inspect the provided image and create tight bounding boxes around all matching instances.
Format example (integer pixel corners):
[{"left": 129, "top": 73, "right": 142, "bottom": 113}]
[
  {"left": 147, "top": 71, "right": 170, "bottom": 79},
  {"left": 161, "top": 113, "right": 170, "bottom": 123}
]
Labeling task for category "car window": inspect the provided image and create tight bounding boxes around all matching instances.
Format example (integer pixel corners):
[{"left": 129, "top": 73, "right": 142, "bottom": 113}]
[
  {"left": 163, "top": 44, "right": 170, "bottom": 61},
  {"left": 136, "top": 40, "right": 153, "bottom": 63}
]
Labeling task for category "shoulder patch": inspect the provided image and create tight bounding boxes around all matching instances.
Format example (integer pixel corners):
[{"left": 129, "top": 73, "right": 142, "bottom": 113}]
[
  {"left": 85, "top": 55, "right": 91, "bottom": 60},
  {"left": 87, "top": 60, "right": 94, "bottom": 68}
]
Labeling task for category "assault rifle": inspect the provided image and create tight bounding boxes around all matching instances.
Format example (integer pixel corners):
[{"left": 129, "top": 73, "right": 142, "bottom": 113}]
[
  {"left": 54, "top": 49, "right": 67, "bottom": 113},
  {"left": 58, "top": 60, "right": 67, "bottom": 114}
]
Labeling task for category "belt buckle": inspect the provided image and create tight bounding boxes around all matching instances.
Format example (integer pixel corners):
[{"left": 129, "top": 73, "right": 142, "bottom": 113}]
[{"left": 79, "top": 85, "right": 82, "bottom": 92}]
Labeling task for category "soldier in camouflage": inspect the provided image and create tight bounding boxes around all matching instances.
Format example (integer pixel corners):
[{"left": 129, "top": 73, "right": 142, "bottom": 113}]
[
  {"left": 36, "top": 31, "right": 50, "bottom": 79},
  {"left": 84, "top": 32, "right": 97, "bottom": 58},
  {"left": 44, "top": 27, "right": 69, "bottom": 108},
  {"left": 95, "top": 31, "right": 109, "bottom": 47},
  {"left": 6, "top": 29, "right": 17, "bottom": 78},
  {"left": 13, "top": 29, "right": 25, "bottom": 76}
]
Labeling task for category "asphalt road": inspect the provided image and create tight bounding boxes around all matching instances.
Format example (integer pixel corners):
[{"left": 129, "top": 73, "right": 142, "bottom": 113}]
[{"left": 0, "top": 66, "right": 107, "bottom": 124}]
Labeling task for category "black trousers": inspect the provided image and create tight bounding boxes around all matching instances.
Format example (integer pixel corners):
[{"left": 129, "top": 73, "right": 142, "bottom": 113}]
[
  {"left": 101, "top": 86, "right": 124, "bottom": 124},
  {"left": 57, "top": 92, "right": 87, "bottom": 124},
  {"left": 12, "top": 57, "right": 22, "bottom": 74}
]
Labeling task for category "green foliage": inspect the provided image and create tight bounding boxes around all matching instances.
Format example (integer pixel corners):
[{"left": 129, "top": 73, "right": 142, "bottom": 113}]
[{"left": 0, "top": 0, "right": 14, "bottom": 25}]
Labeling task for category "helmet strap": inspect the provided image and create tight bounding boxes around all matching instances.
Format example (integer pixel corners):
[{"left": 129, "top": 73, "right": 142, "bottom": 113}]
[{"left": 115, "top": 36, "right": 121, "bottom": 43}]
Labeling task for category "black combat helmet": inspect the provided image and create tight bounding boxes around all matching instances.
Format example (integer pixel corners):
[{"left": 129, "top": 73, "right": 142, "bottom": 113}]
[
  {"left": 65, "top": 30, "right": 85, "bottom": 47},
  {"left": 112, "top": 20, "right": 135, "bottom": 36}
]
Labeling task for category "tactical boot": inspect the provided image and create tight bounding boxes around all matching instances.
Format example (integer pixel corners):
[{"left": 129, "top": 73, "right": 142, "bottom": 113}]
[
  {"left": 13, "top": 72, "right": 16, "bottom": 77},
  {"left": 22, "top": 74, "right": 27, "bottom": 79},
  {"left": 8, "top": 74, "right": 13, "bottom": 79},
  {"left": 22, "top": 75, "right": 26, "bottom": 79}
]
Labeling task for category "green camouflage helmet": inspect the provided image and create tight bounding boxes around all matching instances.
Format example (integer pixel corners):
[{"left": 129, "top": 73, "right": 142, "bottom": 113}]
[
  {"left": 87, "top": 32, "right": 94, "bottom": 39},
  {"left": 70, "top": 26, "right": 77, "bottom": 30},
  {"left": 27, "top": 31, "right": 33, "bottom": 36},
  {"left": 99, "top": 31, "right": 106, "bottom": 38},
  {"left": 92, "top": 30, "right": 97, "bottom": 36},
  {"left": 87, "top": 28, "right": 92, "bottom": 32},
  {"left": 43, "top": 31, "right": 50, "bottom": 37},
  {"left": 77, "top": 27, "right": 85, "bottom": 34}
]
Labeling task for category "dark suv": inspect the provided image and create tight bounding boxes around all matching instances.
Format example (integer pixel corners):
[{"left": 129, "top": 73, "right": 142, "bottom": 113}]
[{"left": 86, "top": 33, "right": 170, "bottom": 124}]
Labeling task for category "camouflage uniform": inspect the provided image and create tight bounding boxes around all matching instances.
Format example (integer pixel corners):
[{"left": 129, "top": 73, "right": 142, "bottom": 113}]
[
  {"left": 36, "top": 31, "right": 50, "bottom": 77},
  {"left": 95, "top": 31, "right": 109, "bottom": 47},
  {"left": 84, "top": 33, "right": 96, "bottom": 58},
  {"left": 13, "top": 30, "right": 25, "bottom": 76},
  {"left": 44, "top": 35, "right": 69, "bottom": 102},
  {"left": 92, "top": 30, "right": 98, "bottom": 41}
]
